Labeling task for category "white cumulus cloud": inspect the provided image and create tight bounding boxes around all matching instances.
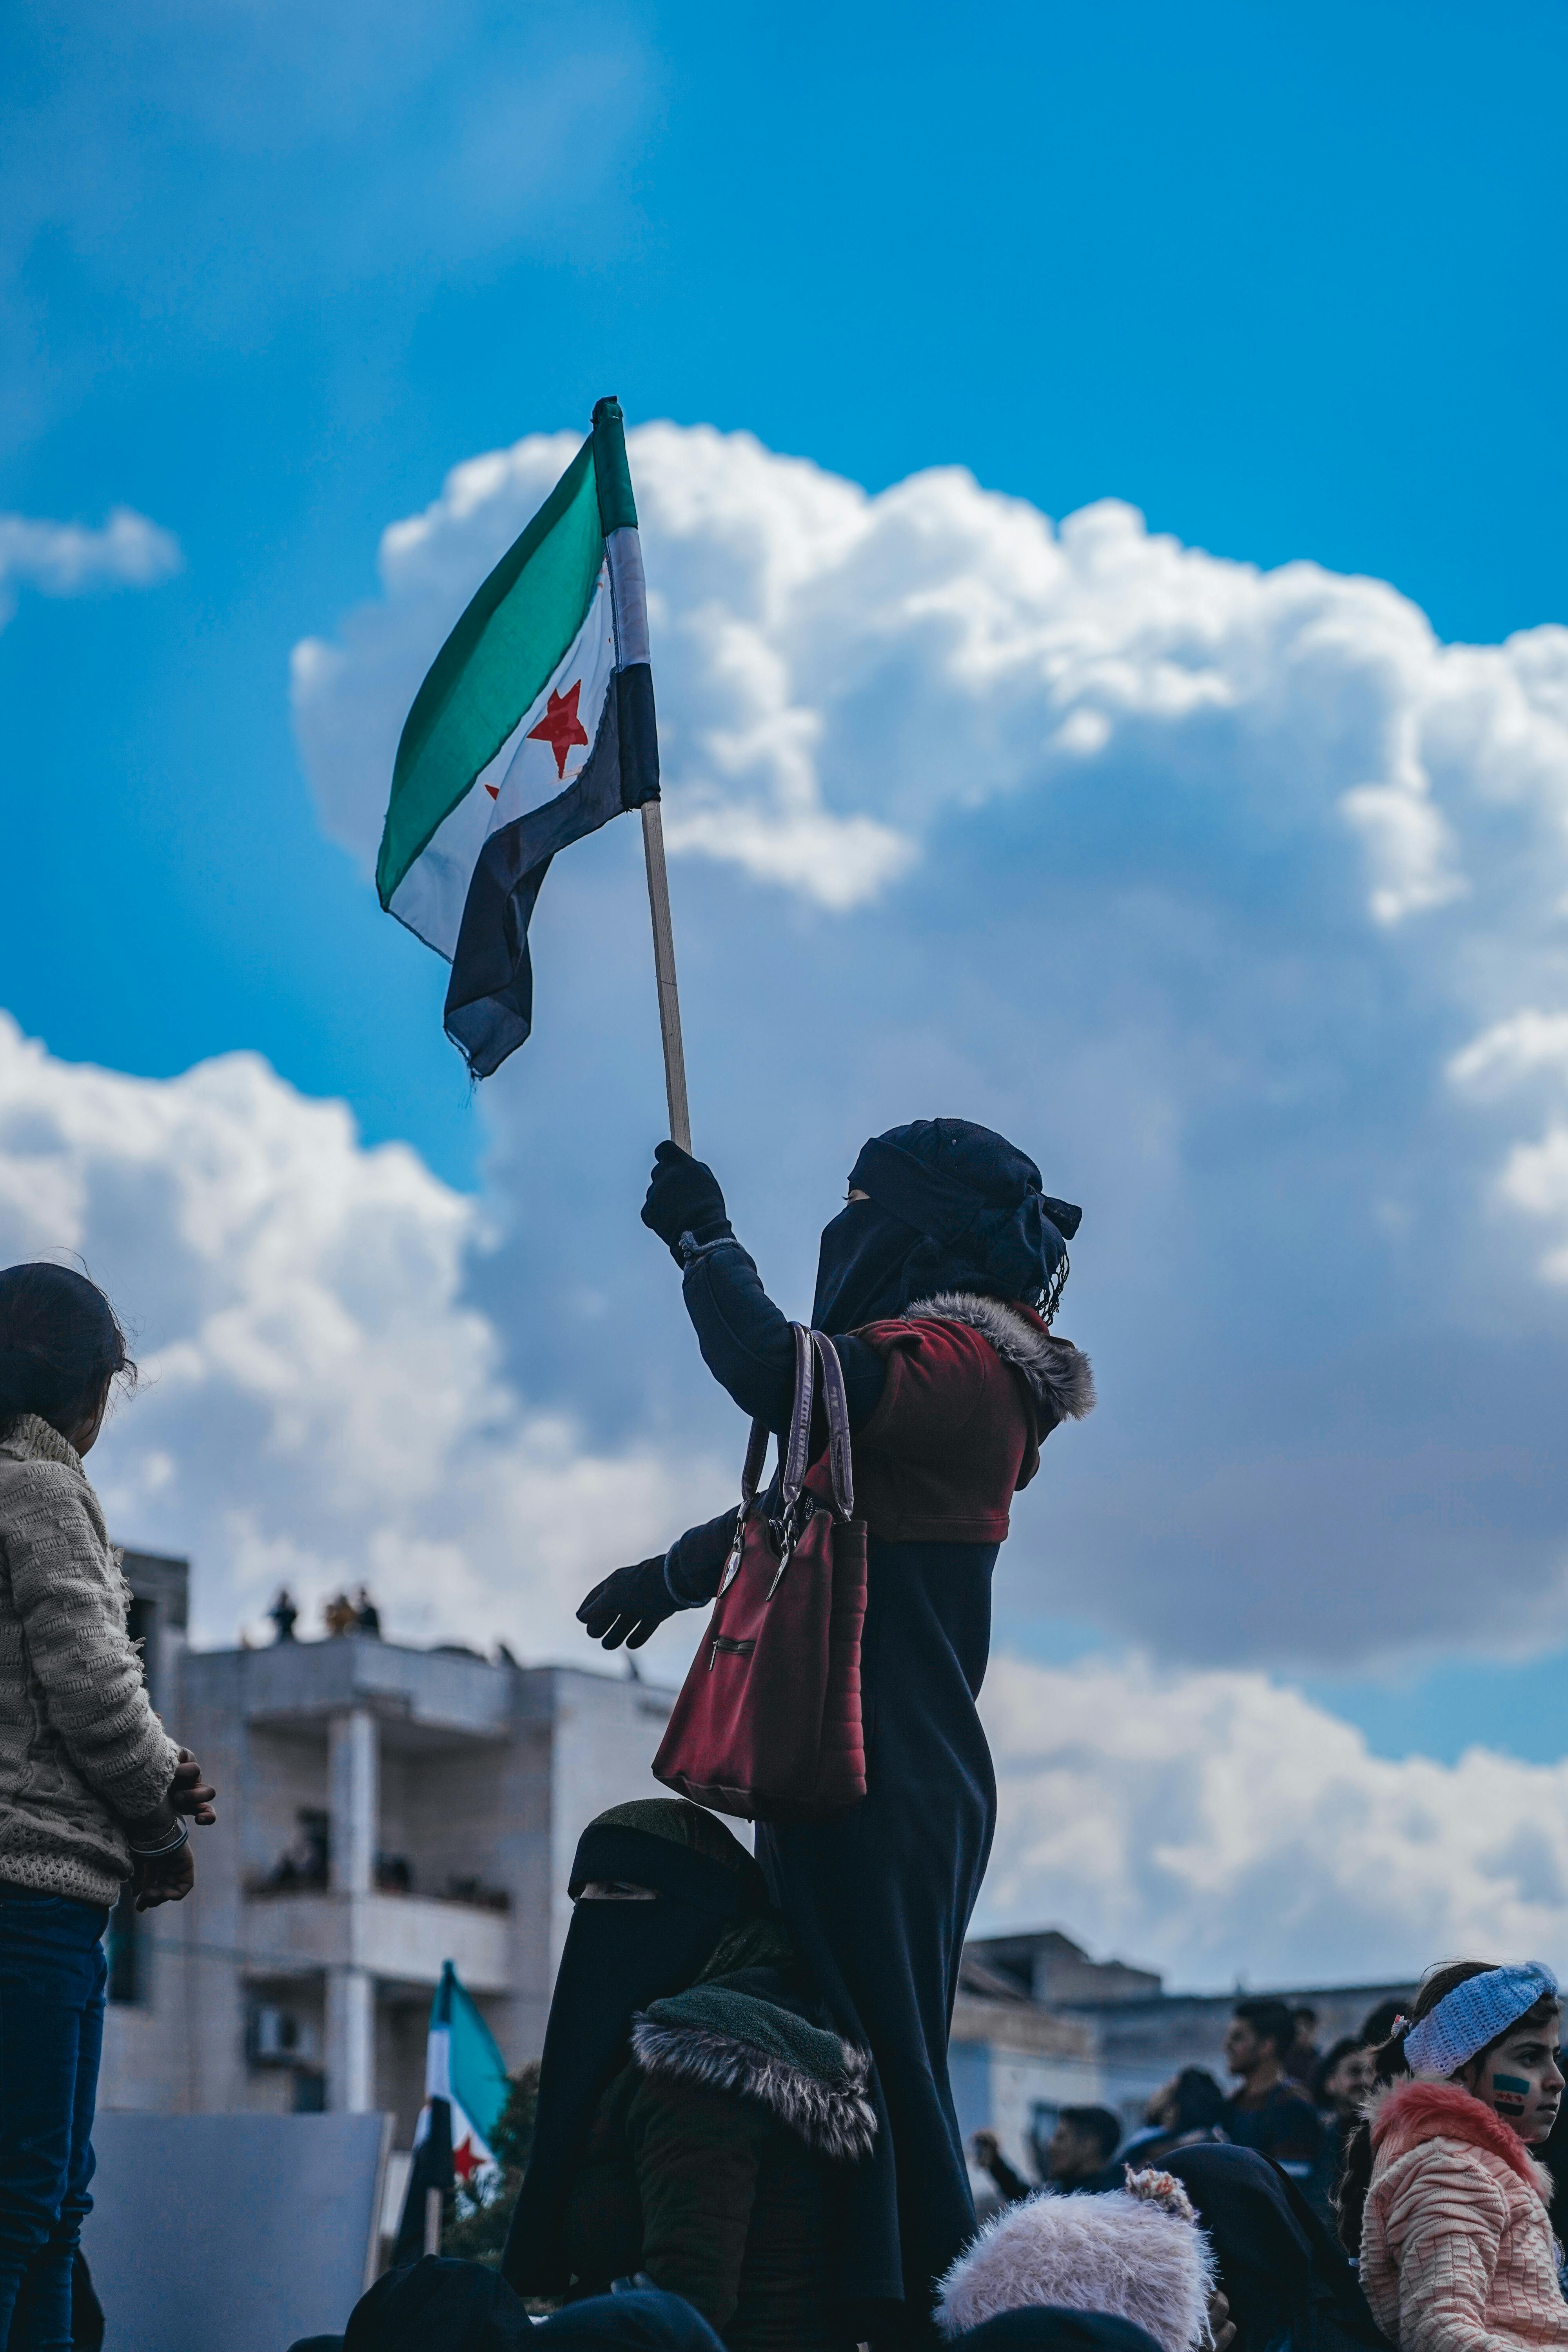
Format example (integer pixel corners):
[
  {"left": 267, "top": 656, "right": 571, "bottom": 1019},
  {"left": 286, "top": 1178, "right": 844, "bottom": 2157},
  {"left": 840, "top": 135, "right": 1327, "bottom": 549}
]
[
  {"left": 288, "top": 421, "right": 1568, "bottom": 1673},
  {"left": 980, "top": 1651, "right": 1568, "bottom": 1987},
  {"left": 0, "top": 507, "right": 181, "bottom": 628},
  {"left": 0, "top": 1013, "right": 723, "bottom": 1652},
  {"left": 293, "top": 424, "right": 1568, "bottom": 933}
]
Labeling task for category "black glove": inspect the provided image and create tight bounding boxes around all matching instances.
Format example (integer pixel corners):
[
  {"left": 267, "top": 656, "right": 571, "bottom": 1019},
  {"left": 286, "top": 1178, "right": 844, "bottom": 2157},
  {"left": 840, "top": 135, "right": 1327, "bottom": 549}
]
[
  {"left": 640, "top": 1142, "right": 731, "bottom": 1261},
  {"left": 577, "top": 1555, "right": 678, "bottom": 1650}
]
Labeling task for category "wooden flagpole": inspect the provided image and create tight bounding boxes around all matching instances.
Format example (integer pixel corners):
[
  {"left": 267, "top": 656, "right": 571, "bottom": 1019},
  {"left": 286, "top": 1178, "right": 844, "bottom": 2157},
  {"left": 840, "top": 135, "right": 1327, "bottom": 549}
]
[{"left": 641, "top": 801, "right": 692, "bottom": 1152}]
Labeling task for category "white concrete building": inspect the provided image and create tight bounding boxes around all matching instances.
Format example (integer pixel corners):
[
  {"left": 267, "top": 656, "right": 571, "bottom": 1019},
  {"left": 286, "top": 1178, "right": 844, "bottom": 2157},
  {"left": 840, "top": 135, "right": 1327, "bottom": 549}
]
[{"left": 99, "top": 1553, "right": 674, "bottom": 2145}]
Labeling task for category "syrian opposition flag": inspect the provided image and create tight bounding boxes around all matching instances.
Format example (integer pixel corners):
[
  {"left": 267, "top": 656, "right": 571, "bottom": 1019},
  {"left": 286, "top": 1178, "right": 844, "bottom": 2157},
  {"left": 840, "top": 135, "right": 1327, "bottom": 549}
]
[
  {"left": 394, "top": 1961, "right": 511, "bottom": 2260},
  {"left": 377, "top": 396, "right": 660, "bottom": 1078}
]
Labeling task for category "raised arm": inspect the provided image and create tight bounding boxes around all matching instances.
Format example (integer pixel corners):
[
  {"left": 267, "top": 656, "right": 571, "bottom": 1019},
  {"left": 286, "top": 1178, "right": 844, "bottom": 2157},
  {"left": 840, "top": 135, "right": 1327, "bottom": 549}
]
[{"left": 640, "top": 1144, "right": 885, "bottom": 1432}]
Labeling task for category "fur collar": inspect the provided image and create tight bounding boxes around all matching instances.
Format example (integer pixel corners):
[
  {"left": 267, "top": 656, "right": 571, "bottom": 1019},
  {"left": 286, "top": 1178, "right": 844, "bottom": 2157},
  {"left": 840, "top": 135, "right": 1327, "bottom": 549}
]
[
  {"left": 0, "top": 1413, "right": 82, "bottom": 1472},
  {"left": 907, "top": 1292, "right": 1096, "bottom": 1422},
  {"left": 1368, "top": 2077, "right": 1553, "bottom": 2202},
  {"left": 632, "top": 1999, "right": 876, "bottom": 2163}
]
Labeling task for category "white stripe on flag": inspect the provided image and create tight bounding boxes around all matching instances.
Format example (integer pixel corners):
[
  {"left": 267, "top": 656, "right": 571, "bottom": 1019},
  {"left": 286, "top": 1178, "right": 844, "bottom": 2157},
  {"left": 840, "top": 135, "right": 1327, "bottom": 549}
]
[
  {"left": 389, "top": 564, "right": 616, "bottom": 959},
  {"left": 424, "top": 2022, "right": 452, "bottom": 2103}
]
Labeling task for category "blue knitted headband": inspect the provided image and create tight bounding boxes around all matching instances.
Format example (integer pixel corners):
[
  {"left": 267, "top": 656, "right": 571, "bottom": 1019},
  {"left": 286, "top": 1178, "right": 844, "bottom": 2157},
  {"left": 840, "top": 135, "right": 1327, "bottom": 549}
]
[{"left": 1401, "top": 1963, "right": 1560, "bottom": 2076}]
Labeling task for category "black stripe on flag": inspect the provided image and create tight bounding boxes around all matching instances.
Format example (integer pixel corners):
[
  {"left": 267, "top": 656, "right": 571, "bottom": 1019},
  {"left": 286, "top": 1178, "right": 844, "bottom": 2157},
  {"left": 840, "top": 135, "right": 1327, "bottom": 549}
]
[
  {"left": 444, "top": 663, "right": 660, "bottom": 1079},
  {"left": 393, "top": 2093, "right": 453, "bottom": 2265}
]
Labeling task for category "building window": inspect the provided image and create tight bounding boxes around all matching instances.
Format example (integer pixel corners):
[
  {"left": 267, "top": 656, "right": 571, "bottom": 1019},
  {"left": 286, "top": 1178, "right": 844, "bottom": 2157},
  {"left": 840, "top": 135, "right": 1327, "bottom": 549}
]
[
  {"left": 107, "top": 1887, "right": 142, "bottom": 2005},
  {"left": 292, "top": 2070, "right": 327, "bottom": 2113}
]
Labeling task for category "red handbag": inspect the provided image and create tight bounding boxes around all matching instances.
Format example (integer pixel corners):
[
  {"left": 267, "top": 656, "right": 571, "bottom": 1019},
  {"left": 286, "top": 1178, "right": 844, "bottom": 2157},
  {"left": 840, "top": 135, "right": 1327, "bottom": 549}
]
[{"left": 653, "top": 1325, "right": 868, "bottom": 1822}]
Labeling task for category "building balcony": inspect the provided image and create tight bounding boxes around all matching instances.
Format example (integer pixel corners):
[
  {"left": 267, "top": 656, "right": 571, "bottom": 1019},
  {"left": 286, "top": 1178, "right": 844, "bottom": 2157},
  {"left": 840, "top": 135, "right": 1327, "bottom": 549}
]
[
  {"left": 241, "top": 1891, "right": 512, "bottom": 1993},
  {"left": 233, "top": 1636, "right": 516, "bottom": 1742}
]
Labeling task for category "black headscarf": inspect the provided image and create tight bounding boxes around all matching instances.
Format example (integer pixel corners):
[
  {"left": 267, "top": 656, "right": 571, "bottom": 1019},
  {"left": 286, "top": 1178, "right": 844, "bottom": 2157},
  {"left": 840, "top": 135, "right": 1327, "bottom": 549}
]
[
  {"left": 810, "top": 1119, "right": 1082, "bottom": 1333},
  {"left": 339, "top": 2258, "right": 726, "bottom": 2352},
  {"left": 1164, "top": 2146, "right": 1388, "bottom": 2352},
  {"left": 501, "top": 1801, "right": 767, "bottom": 2297}
]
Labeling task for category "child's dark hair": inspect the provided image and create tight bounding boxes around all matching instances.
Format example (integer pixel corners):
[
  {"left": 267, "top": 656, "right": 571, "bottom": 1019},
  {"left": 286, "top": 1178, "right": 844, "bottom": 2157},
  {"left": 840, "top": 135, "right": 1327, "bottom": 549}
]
[
  {"left": 1333, "top": 1959, "right": 1560, "bottom": 2252},
  {"left": 1167, "top": 2066, "right": 1228, "bottom": 2132},
  {"left": 1058, "top": 2105, "right": 1123, "bottom": 2164},
  {"left": 0, "top": 1264, "right": 134, "bottom": 1440}
]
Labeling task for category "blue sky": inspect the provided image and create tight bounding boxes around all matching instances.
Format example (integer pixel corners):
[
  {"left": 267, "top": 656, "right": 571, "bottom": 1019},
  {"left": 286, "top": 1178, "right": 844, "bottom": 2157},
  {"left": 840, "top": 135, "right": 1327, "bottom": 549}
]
[
  {"left": 7, "top": 0, "right": 1566, "bottom": 1157},
  {"left": 5, "top": 0, "right": 1568, "bottom": 1976}
]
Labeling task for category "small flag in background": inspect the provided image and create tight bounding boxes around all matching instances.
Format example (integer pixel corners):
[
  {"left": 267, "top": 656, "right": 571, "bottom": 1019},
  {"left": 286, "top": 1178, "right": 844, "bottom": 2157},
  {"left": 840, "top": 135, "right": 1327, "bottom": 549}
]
[
  {"left": 377, "top": 395, "right": 661, "bottom": 1079},
  {"left": 394, "top": 1960, "right": 511, "bottom": 2261}
]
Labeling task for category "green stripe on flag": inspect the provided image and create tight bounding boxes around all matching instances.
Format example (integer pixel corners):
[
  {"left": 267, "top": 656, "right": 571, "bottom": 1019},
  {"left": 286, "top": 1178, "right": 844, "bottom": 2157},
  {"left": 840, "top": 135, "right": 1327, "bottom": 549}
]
[
  {"left": 431, "top": 1960, "right": 510, "bottom": 2144},
  {"left": 377, "top": 436, "right": 606, "bottom": 907}
]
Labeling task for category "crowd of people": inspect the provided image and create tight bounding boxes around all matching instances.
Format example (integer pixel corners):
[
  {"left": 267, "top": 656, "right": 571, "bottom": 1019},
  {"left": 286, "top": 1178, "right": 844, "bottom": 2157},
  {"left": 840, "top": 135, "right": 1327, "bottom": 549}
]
[
  {"left": 0, "top": 1124, "right": 1565, "bottom": 2352},
  {"left": 969, "top": 1998, "right": 1408, "bottom": 2239}
]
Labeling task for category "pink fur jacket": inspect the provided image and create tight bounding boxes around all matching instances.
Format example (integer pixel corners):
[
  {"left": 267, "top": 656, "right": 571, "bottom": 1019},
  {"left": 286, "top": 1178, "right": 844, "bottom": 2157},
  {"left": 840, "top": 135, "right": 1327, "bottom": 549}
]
[{"left": 1361, "top": 2079, "right": 1568, "bottom": 2352}]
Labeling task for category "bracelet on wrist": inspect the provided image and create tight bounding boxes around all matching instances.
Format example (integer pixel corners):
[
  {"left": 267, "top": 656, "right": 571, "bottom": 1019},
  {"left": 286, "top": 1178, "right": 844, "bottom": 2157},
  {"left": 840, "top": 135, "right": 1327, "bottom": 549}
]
[{"left": 129, "top": 1819, "right": 189, "bottom": 1860}]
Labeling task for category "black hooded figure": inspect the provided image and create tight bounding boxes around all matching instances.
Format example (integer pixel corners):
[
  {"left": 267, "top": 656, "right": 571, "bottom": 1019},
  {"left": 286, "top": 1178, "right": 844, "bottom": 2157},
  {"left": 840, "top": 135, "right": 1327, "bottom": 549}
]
[
  {"left": 579, "top": 1121, "right": 1095, "bottom": 2348},
  {"left": 501, "top": 1797, "right": 875, "bottom": 2350},
  {"left": 1162, "top": 2145, "right": 1390, "bottom": 2352}
]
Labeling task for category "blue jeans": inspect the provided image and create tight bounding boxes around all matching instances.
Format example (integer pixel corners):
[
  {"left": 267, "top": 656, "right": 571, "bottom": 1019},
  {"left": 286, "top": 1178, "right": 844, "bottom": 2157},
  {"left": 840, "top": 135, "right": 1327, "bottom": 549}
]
[{"left": 0, "top": 1888, "right": 108, "bottom": 2352}]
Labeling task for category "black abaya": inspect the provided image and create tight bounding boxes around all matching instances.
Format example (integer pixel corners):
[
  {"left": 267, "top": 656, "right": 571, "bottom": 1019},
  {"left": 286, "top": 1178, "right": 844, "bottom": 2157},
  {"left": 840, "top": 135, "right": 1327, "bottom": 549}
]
[
  {"left": 633, "top": 1119, "right": 1089, "bottom": 2348},
  {"left": 759, "top": 1528, "right": 999, "bottom": 2337}
]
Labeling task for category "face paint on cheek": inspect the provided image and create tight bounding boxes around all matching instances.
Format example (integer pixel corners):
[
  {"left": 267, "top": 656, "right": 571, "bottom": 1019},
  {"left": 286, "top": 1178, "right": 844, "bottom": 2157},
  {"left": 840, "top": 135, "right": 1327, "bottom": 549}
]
[{"left": 1492, "top": 2073, "right": 1531, "bottom": 2114}]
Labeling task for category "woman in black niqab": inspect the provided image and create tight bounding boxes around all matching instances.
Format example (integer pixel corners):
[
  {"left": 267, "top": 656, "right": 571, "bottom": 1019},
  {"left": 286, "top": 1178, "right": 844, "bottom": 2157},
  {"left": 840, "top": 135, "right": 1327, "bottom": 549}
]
[
  {"left": 503, "top": 1801, "right": 760, "bottom": 2300},
  {"left": 579, "top": 1120, "right": 1096, "bottom": 2349}
]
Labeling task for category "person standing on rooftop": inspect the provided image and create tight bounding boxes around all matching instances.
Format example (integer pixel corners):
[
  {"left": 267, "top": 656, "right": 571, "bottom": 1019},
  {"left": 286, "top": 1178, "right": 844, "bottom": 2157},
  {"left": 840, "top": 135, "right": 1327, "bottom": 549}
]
[
  {"left": 578, "top": 1119, "right": 1095, "bottom": 2348},
  {"left": 0, "top": 1262, "right": 216, "bottom": 2352}
]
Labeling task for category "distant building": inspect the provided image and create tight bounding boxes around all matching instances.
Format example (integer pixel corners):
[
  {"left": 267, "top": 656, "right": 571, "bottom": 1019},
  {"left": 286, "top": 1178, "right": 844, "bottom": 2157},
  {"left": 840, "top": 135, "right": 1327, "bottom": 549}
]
[
  {"left": 969, "top": 1929, "right": 1162, "bottom": 2008},
  {"left": 99, "top": 1552, "right": 675, "bottom": 2145},
  {"left": 955, "top": 1926, "right": 1415, "bottom": 2179},
  {"left": 948, "top": 1948, "right": 1100, "bottom": 2170}
]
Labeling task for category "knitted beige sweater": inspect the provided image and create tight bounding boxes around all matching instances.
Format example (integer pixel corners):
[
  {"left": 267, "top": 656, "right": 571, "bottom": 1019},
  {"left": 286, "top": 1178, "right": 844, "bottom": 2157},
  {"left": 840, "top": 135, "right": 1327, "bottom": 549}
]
[
  {"left": 0, "top": 1414, "right": 179, "bottom": 1907},
  {"left": 1362, "top": 2078, "right": 1568, "bottom": 2352}
]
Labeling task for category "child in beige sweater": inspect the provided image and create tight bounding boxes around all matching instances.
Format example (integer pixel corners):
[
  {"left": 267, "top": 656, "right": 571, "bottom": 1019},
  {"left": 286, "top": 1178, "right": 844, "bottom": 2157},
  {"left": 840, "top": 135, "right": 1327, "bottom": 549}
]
[{"left": 0, "top": 1261, "right": 215, "bottom": 2348}]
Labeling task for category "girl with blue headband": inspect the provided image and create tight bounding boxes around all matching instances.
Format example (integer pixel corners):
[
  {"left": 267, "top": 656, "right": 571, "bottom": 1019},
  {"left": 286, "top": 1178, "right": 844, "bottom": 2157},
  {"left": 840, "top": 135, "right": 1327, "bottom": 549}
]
[{"left": 1338, "top": 1959, "right": 1566, "bottom": 2352}]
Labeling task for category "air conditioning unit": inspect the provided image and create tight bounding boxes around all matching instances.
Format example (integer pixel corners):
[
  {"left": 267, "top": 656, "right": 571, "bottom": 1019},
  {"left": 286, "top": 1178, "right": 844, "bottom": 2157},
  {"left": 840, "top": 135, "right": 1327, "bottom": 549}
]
[{"left": 249, "top": 2004, "right": 320, "bottom": 2066}]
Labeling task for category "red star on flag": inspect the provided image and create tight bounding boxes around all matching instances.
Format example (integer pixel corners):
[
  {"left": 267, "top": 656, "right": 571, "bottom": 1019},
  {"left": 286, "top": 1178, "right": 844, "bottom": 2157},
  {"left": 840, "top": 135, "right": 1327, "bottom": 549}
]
[
  {"left": 526, "top": 679, "right": 591, "bottom": 779},
  {"left": 452, "top": 2134, "right": 481, "bottom": 2183}
]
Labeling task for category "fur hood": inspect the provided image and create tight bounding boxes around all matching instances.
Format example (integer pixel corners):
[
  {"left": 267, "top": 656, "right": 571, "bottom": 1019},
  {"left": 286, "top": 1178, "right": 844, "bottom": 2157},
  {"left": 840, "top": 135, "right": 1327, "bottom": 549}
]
[
  {"left": 631, "top": 1985, "right": 877, "bottom": 2165},
  {"left": 1368, "top": 2077, "right": 1553, "bottom": 2203},
  {"left": 936, "top": 2170, "right": 1213, "bottom": 2347},
  {"left": 907, "top": 1292, "right": 1096, "bottom": 1423}
]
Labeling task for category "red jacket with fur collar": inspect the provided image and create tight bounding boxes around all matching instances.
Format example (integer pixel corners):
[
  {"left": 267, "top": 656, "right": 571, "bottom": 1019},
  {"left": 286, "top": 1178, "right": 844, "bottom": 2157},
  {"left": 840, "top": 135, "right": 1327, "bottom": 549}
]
[
  {"left": 842, "top": 1293, "right": 1094, "bottom": 1544},
  {"left": 1361, "top": 2078, "right": 1568, "bottom": 2352}
]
